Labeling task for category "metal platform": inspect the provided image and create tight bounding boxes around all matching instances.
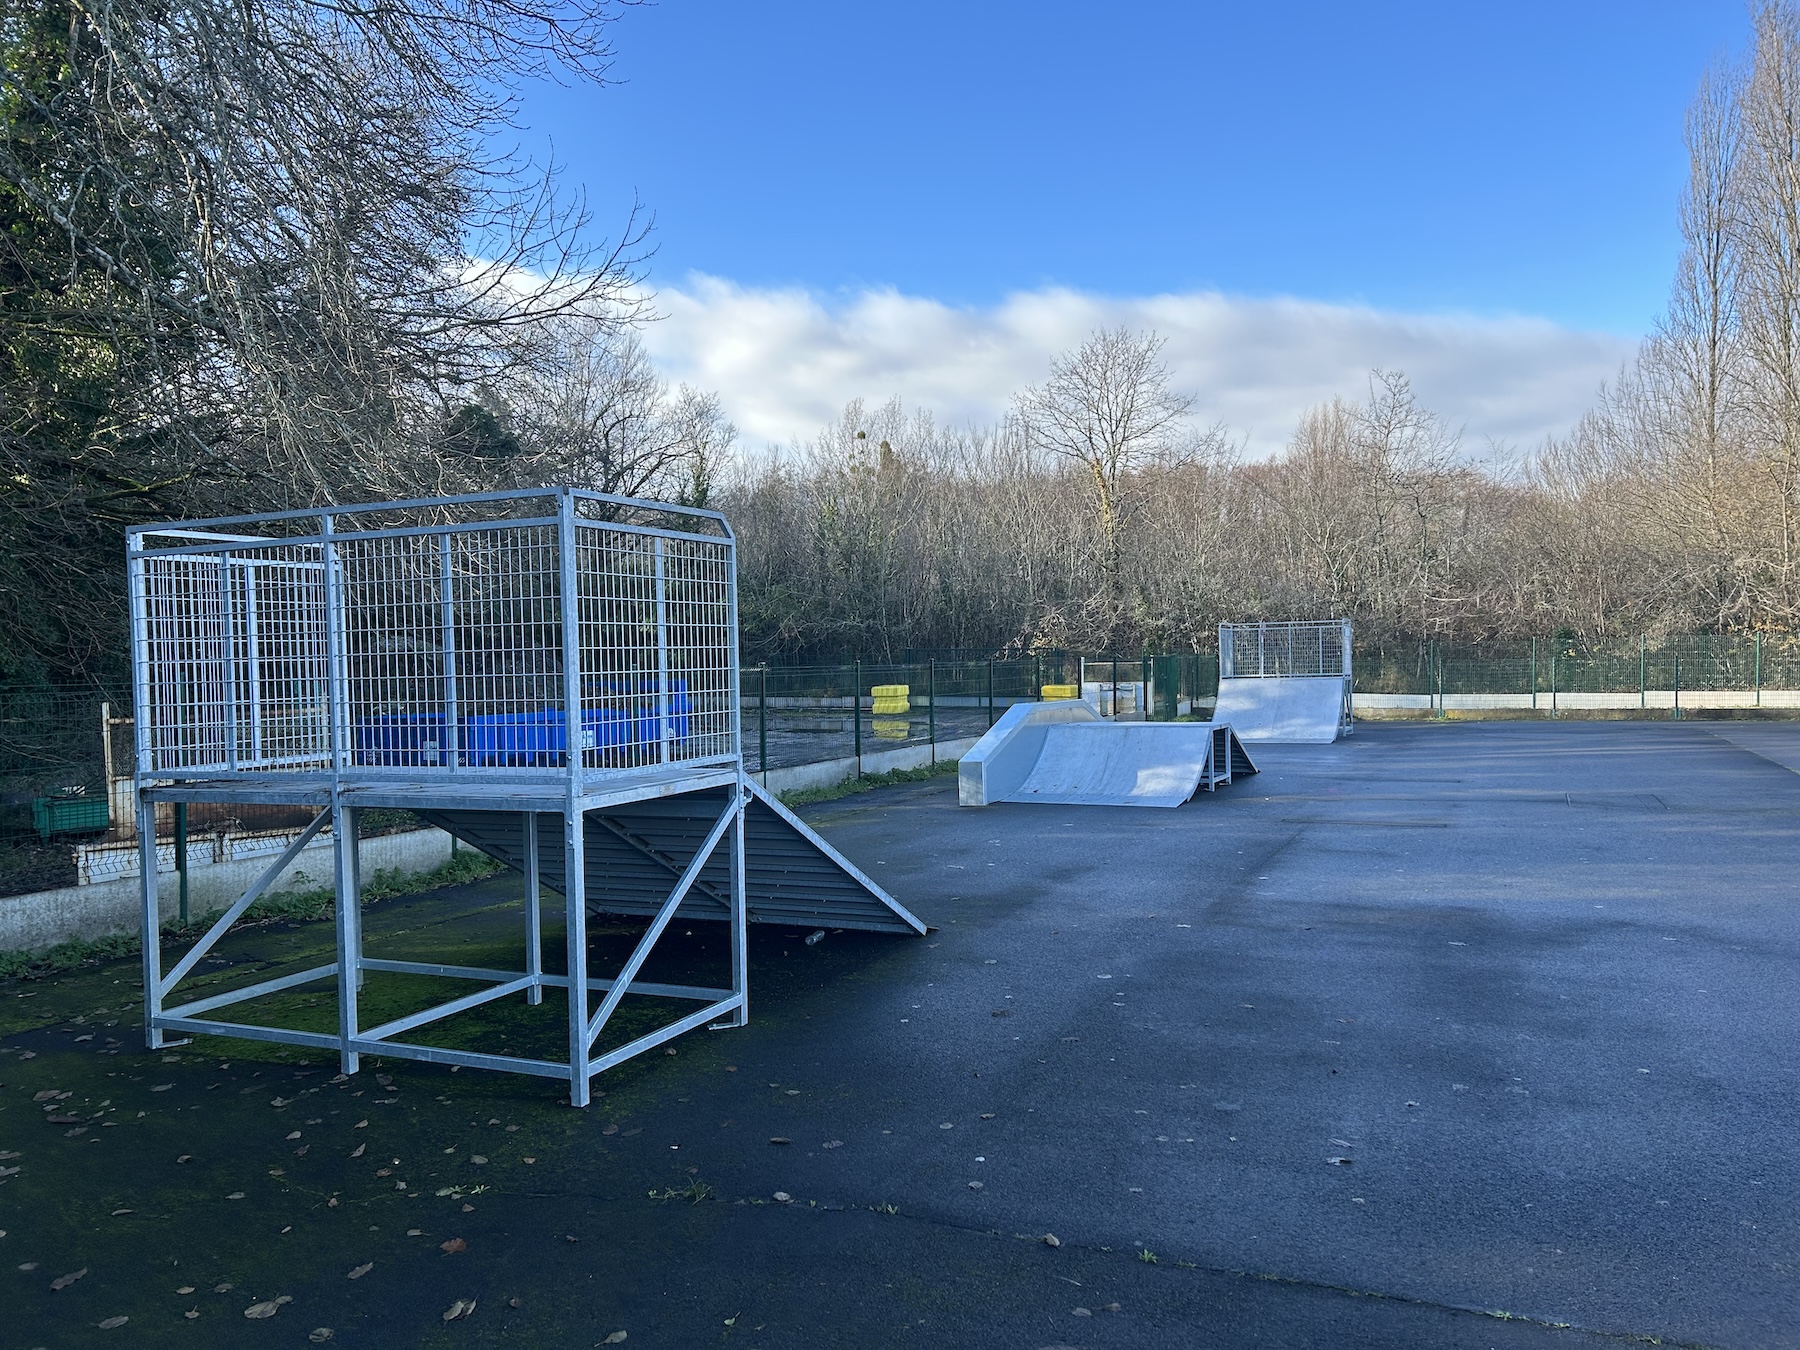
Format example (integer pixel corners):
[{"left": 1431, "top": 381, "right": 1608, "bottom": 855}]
[{"left": 125, "top": 488, "right": 923, "bottom": 1105}]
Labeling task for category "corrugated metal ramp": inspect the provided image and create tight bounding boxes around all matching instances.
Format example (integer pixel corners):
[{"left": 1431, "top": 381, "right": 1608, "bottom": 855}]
[{"left": 416, "top": 780, "right": 925, "bottom": 936}]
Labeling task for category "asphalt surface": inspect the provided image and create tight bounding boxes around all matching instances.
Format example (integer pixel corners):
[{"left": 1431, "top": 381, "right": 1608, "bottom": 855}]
[
  {"left": 735, "top": 719, "right": 1797, "bottom": 1348},
  {"left": 4, "top": 719, "right": 1795, "bottom": 1348}
]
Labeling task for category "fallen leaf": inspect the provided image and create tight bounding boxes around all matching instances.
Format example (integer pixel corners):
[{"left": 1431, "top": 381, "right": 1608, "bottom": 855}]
[
  {"left": 98, "top": 1315, "right": 129, "bottom": 1329},
  {"left": 979, "top": 1113, "right": 996, "bottom": 1120},
  {"left": 407, "top": 1229, "right": 422, "bottom": 1237},
  {"left": 821, "top": 1140, "right": 844, "bottom": 1150},
  {"left": 184, "top": 1310, "right": 199, "bottom": 1320},
  {"left": 1325, "top": 1156, "right": 1353, "bottom": 1166},
  {"left": 244, "top": 1300, "right": 280, "bottom": 1319},
  {"left": 442, "top": 1298, "right": 476, "bottom": 1322},
  {"left": 353, "top": 1119, "right": 368, "bottom": 1129},
  {"left": 469, "top": 1155, "right": 487, "bottom": 1165},
  {"left": 1104, "top": 1302, "right": 1121, "bottom": 1312},
  {"left": 772, "top": 1192, "right": 791, "bottom": 1204},
  {"left": 967, "top": 1181, "right": 984, "bottom": 1190},
  {"left": 176, "top": 1286, "right": 195, "bottom": 1294},
  {"left": 110, "top": 1208, "right": 133, "bottom": 1216},
  {"left": 177, "top": 1155, "right": 191, "bottom": 1163},
  {"left": 602, "top": 1333, "right": 628, "bottom": 1345},
  {"left": 349, "top": 1144, "right": 366, "bottom": 1158},
  {"left": 32, "top": 1090, "right": 60, "bottom": 1102},
  {"left": 286, "top": 1131, "right": 302, "bottom": 1141},
  {"left": 213, "top": 1283, "right": 233, "bottom": 1293},
  {"left": 440, "top": 1237, "right": 467, "bottom": 1254},
  {"left": 769, "top": 1137, "right": 790, "bottom": 1146},
  {"left": 227, "top": 1191, "right": 246, "bottom": 1199},
  {"left": 1043, "top": 1233, "right": 1061, "bottom": 1248},
  {"left": 309, "top": 1330, "right": 334, "bottom": 1343},
  {"left": 938, "top": 1123, "right": 954, "bottom": 1130},
  {"left": 601, "top": 1125, "right": 618, "bottom": 1136},
  {"left": 51, "top": 1268, "right": 88, "bottom": 1291},
  {"left": 522, "top": 1157, "right": 536, "bottom": 1164},
  {"left": 1073, "top": 1306, "right": 1093, "bottom": 1317},
  {"left": 151, "top": 1084, "right": 174, "bottom": 1093},
  {"left": 347, "top": 1263, "right": 373, "bottom": 1280}
]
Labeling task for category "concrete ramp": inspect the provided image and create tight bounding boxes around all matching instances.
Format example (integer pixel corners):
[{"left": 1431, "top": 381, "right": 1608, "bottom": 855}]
[
  {"left": 960, "top": 700, "right": 1257, "bottom": 808},
  {"left": 1213, "top": 676, "right": 1351, "bottom": 743}
]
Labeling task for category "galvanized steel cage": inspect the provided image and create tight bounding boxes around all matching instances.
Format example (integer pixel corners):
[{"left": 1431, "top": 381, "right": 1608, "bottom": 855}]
[
  {"left": 129, "top": 489, "right": 740, "bottom": 786},
  {"left": 1219, "top": 620, "right": 1353, "bottom": 681}
]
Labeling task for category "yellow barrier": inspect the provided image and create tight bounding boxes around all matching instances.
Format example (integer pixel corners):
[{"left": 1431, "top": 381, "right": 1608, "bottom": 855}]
[
  {"left": 1040, "top": 684, "right": 1079, "bottom": 699},
  {"left": 871, "top": 683, "right": 910, "bottom": 714}
]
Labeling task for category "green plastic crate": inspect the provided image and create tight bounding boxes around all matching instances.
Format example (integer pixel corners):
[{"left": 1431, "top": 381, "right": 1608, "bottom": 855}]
[{"left": 32, "top": 793, "right": 110, "bottom": 839}]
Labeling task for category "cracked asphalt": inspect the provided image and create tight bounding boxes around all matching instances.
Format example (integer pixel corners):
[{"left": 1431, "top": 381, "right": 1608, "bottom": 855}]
[{"left": 2, "top": 719, "right": 1795, "bottom": 1347}]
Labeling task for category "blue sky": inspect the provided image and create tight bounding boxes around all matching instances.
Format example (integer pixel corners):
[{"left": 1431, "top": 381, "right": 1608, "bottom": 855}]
[{"left": 508, "top": 2, "right": 1752, "bottom": 452}]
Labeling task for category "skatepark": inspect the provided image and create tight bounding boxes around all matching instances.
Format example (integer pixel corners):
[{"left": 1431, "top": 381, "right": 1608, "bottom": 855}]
[
  {"left": 5, "top": 718, "right": 1794, "bottom": 1348},
  {"left": 5, "top": 525, "right": 1794, "bottom": 1349}
]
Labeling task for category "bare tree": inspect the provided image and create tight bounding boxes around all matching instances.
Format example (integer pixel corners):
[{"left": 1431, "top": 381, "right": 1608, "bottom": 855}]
[
  {"left": 0, "top": 0, "right": 647, "bottom": 680},
  {"left": 505, "top": 322, "right": 736, "bottom": 502},
  {"left": 1013, "top": 328, "right": 1196, "bottom": 589}
]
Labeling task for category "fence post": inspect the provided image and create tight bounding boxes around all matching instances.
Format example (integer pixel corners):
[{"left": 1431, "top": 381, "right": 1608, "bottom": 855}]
[
  {"left": 853, "top": 659, "right": 862, "bottom": 771},
  {"left": 986, "top": 659, "right": 995, "bottom": 728},
  {"left": 928, "top": 659, "right": 936, "bottom": 763},
  {"left": 1755, "top": 633, "right": 1762, "bottom": 707},
  {"left": 1673, "top": 655, "right": 1681, "bottom": 721},
  {"left": 1639, "top": 635, "right": 1646, "bottom": 711},
  {"left": 1550, "top": 648, "right": 1557, "bottom": 716},
  {"left": 1530, "top": 637, "right": 1537, "bottom": 710},
  {"left": 175, "top": 801, "right": 188, "bottom": 928},
  {"left": 758, "top": 665, "right": 768, "bottom": 777}
]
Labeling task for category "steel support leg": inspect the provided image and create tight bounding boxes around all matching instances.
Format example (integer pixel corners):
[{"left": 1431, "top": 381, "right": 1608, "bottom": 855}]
[
  {"left": 523, "top": 811, "right": 543, "bottom": 1005},
  {"left": 564, "top": 805, "right": 590, "bottom": 1107},
  {"left": 725, "top": 781, "right": 749, "bottom": 1027},
  {"left": 333, "top": 800, "right": 362, "bottom": 1075},
  {"left": 139, "top": 796, "right": 165, "bottom": 1050}
]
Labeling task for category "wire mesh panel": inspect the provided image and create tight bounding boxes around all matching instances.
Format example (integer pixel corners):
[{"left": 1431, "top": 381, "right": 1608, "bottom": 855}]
[
  {"left": 1220, "top": 621, "right": 1351, "bottom": 679},
  {"left": 129, "top": 489, "right": 738, "bottom": 785}
]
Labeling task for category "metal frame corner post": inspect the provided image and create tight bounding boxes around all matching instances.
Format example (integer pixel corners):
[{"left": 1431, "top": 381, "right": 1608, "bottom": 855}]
[
  {"left": 332, "top": 798, "right": 363, "bottom": 1075},
  {"left": 138, "top": 794, "right": 165, "bottom": 1050},
  {"left": 726, "top": 776, "right": 749, "bottom": 1028},
  {"left": 564, "top": 804, "right": 591, "bottom": 1107}
]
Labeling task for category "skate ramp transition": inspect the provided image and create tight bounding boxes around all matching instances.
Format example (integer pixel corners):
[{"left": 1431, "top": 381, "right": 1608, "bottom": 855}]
[
  {"left": 958, "top": 700, "right": 1257, "bottom": 808},
  {"left": 1213, "top": 676, "right": 1350, "bottom": 743},
  {"left": 416, "top": 780, "right": 926, "bottom": 936}
]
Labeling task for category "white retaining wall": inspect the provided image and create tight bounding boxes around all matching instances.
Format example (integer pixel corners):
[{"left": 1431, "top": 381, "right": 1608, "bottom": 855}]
[
  {"left": 1, "top": 827, "right": 454, "bottom": 954},
  {"left": 1357, "top": 689, "right": 1800, "bottom": 712}
]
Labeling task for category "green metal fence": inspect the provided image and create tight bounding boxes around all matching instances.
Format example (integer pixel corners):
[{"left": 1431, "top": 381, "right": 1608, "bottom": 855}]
[
  {"left": 4, "top": 635, "right": 1795, "bottom": 900},
  {"left": 1356, "top": 634, "right": 1800, "bottom": 702}
]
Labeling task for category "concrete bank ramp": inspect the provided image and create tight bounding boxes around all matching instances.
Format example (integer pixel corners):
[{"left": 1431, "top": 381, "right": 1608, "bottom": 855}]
[
  {"left": 1213, "top": 676, "right": 1351, "bottom": 743},
  {"left": 959, "top": 700, "right": 1257, "bottom": 808}
]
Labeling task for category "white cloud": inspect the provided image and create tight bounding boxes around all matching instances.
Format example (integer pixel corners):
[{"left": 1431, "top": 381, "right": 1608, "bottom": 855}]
[{"left": 638, "top": 274, "right": 1638, "bottom": 460}]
